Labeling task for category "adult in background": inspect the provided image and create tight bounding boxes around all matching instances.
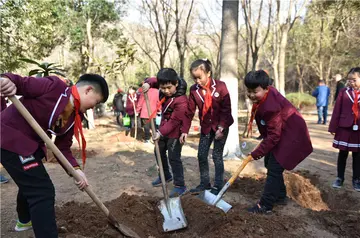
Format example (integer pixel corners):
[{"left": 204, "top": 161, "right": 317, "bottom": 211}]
[
  {"left": 113, "top": 88, "right": 126, "bottom": 125},
  {"left": 334, "top": 74, "right": 346, "bottom": 102},
  {"left": 312, "top": 80, "right": 330, "bottom": 125}
]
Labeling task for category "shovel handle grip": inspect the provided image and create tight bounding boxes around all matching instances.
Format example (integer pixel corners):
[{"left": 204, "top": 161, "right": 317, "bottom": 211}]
[{"left": 8, "top": 96, "right": 112, "bottom": 219}]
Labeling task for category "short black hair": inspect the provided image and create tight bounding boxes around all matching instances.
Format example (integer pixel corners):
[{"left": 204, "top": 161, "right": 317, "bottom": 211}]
[
  {"left": 77, "top": 74, "right": 109, "bottom": 102},
  {"left": 348, "top": 67, "right": 360, "bottom": 76},
  {"left": 244, "top": 70, "right": 271, "bottom": 89},
  {"left": 157, "top": 68, "right": 179, "bottom": 85}
]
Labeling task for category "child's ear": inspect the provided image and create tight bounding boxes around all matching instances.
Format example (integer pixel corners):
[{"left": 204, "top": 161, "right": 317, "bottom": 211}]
[
  {"left": 85, "top": 85, "right": 94, "bottom": 94},
  {"left": 207, "top": 71, "right": 211, "bottom": 78}
]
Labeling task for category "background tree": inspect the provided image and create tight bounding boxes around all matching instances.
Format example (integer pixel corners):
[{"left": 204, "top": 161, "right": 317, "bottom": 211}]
[{"left": 219, "top": 0, "right": 240, "bottom": 159}]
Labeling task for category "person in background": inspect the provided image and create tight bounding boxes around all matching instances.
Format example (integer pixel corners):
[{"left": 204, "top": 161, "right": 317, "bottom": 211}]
[
  {"left": 329, "top": 67, "right": 360, "bottom": 192},
  {"left": 312, "top": 79, "right": 330, "bottom": 125},
  {"left": 125, "top": 86, "right": 138, "bottom": 134},
  {"left": 136, "top": 81, "right": 159, "bottom": 143},
  {"left": 334, "top": 74, "right": 346, "bottom": 102},
  {"left": 113, "top": 88, "right": 125, "bottom": 125}
]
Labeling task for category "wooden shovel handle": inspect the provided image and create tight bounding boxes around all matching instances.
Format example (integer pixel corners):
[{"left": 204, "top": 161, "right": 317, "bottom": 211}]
[
  {"left": 8, "top": 97, "right": 111, "bottom": 219},
  {"left": 227, "top": 155, "right": 253, "bottom": 185},
  {"left": 143, "top": 92, "right": 170, "bottom": 202}
]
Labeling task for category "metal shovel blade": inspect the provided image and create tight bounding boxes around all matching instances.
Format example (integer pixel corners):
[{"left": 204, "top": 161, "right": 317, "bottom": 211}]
[
  {"left": 198, "top": 190, "right": 232, "bottom": 213},
  {"left": 159, "top": 197, "right": 187, "bottom": 232}
]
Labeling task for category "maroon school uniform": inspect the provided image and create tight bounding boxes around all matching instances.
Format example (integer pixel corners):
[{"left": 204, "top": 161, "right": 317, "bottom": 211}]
[
  {"left": 329, "top": 87, "right": 360, "bottom": 152},
  {"left": 185, "top": 79, "right": 234, "bottom": 134},
  {"left": 145, "top": 77, "right": 189, "bottom": 138},
  {"left": 1, "top": 97, "right": 7, "bottom": 112},
  {"left": 0, "top": 73, "right": 80, "bottom": 167},
  {"left": 125, "top": 93, "right": 137, "bottom": 116},
  {"left": 251, "top": 86, "right": 313, "bottom": 170}
]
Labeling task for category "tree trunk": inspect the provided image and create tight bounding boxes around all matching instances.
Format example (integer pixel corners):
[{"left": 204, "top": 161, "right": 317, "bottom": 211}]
[
  {"left": 220, "top": 0, "right": 240, "bottom": 160},
  {"left": 296, "top": 64, "right": 304, "bottom": 93},
  {"left": 86, "top": 17, "right": 95, "bottom": 129},
  {"left": 278, "top": 27, "right": 289, "bottom": 96}
]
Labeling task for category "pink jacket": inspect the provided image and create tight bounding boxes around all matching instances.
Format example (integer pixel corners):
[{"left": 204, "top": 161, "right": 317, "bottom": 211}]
[{"left": 136, "top": 88, "right": 159, "bottom": 119}]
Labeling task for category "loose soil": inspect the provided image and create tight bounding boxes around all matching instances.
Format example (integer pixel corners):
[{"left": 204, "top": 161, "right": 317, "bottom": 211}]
[{"left": 1, "top": 115, "right": 360, "bottom": 238}]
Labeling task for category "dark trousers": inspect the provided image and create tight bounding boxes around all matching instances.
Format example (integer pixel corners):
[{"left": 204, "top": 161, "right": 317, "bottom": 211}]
[
  {"left": 0, "top": 148, "right": 58, "bottom": 238},
  {"left": 155, "top": 137, "right": 185, "bottom": 187},
  {"left": 317, "top": 106, "right": 328, "bottom": 124},
  {"left": 337, "top": 150, "right": 360, "bottom": 180},
  {"left": 115, "top": 111, "right": 125, "bottom": 125},
  {"left": 197, "top": 129, "right": 228, "bottom": 188},
  {"left": 141, "top": 118, "right": 151, "bottom": 140},
  {"left": 259, "top": 153, "right": 286, "bottom": 210}
]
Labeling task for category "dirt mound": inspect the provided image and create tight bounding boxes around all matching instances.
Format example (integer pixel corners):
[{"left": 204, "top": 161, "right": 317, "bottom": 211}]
[
  {"left": 284, "top": 172, "right": 329, "bottom": 211},
  {"left": 56, "top": 193, "right": 305, "bottom": 238},
  {"left": 55, "top": 171, "right": 360, "bottom": 238}
]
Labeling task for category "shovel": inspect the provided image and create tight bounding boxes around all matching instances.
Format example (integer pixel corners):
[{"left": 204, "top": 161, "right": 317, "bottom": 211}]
[
  {"left": 8, "top": 96, "right": 140, "bottom": 238},
  {"left": 198, "top": 155, "right": 253, "bottom": 213},
  {"left": 143, "top": 91, "right": 187, "bottom": 232}
]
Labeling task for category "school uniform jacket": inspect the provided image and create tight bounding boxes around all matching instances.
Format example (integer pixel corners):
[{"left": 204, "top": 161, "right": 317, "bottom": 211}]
[
  {"left": 185, "top": 79, "right": 234, "bottom": 135},
  {"left": 1, "top": 73, "right": 80, "bottom": 168},
  {"left": 329, "top": 87, "right": 360, "bottom": 133},
  {"left": 251, "top": 86, "right": 313, "bottom": 170},
  {"left": 1, "top": 97, "right": 7, "bottom": 112},
  {"left": 145, "top": 77, "right": 189, "bottom": 138}
]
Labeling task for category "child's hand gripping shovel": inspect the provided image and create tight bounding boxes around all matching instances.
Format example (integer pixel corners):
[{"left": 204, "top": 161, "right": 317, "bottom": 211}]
[
  {"left": 198, "top": 155, "right": 252, "bottom": 213},
  {"left": 8, "top": 96, "right": 140, "bottom": 238},
  {"left": 143, "top": 91, "right": 187, "bottom": 232}
]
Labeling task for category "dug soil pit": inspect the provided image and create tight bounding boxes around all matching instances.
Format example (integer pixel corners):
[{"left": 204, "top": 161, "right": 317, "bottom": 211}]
[{"left": 56, "top": 171, "right": 360, "bottom": 238}]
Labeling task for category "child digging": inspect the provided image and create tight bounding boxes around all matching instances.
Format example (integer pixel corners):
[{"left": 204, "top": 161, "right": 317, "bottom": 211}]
[
  {"left": 329, "top": 67, "right": 360, "bottom": 191},
  {"left": 142, "top": 68, "right": 189, "bottom": 197},
  {"left": 244, "top": 70, "right": 313, "bottom": 214},
  {"left": 0, "top": 73, "right": 108, "bottom": 237}
]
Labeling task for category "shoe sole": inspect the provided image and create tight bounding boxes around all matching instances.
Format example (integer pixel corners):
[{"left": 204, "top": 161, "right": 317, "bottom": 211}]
[
  {"left": 152, "top": 179, "right": 173, "bottom": 187},
  {"left": 15, "top": 226, "right": 32, "bottom": 232},
  {"left": 332, "top": 185, "right": 343, "bottom": 189},
  {"left": 354, "top": 188, "right": 360, "bottom": 192}
]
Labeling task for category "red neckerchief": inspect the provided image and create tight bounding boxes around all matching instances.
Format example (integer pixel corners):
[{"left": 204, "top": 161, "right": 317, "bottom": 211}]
[
  {"left": 147, "top": 97, "right": 166, "bottom": 123},
  {"left": 247, "top": 87, "right": 270, "bottom": 137},
  {"left": 71, "top": 86, "right": 87, "bottom": 169},
  {"left": 352, "top": 89, "right": 360, "bottom": 125},
  {"left": 201, "top": 78, "right": 212, "bottom": 121}
]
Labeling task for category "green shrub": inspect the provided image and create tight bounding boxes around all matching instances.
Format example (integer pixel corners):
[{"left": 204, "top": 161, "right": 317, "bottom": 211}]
[{"left": 286, "top": 93, "right": 315, "bottom": 108}]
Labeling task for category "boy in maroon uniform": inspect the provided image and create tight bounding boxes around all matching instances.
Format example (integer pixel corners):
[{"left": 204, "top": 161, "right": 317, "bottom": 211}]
[
  {"left": 143, "top": 68, "right": 189, "bottom": 197},
  {"left": 0, "top": 73, "right": 108, "bottom": 237},
  {"left": 245, "top": 70, "right": 312, "bottom": 214}
]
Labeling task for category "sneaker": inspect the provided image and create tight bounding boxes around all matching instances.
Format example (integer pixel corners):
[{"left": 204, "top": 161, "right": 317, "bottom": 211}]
[
  {"left": 189, "top": 183, "right": 212, "bottom": 194},
  {"left": 210, "top": 185, "right": 223, "bottom": 195},
  {"left": 275, "top": 196, "right": 288, "bottom": 206},
  {"left": 151, "top": 176, "right": 172, "bottom": 187},
  {"left": 15, "top": 220, "right": 32, "bottom": 232},
  {"left": 247, "top": 203, "right": 272, "bottom": 214},
  {"left": 169, "top": 186, "right": 187, "bottom": 198},
  {"left": 332, "top": 177, "right": 344, "bottom": 189},
  {"left": 0, "top": 175, "right": 9, "bottom": 184},
  {"left": 353, "top": 178, "right": 360, "bottom": 192},
  {"left": 144, "top": 140, "right": 151, "bottom": 144}
]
